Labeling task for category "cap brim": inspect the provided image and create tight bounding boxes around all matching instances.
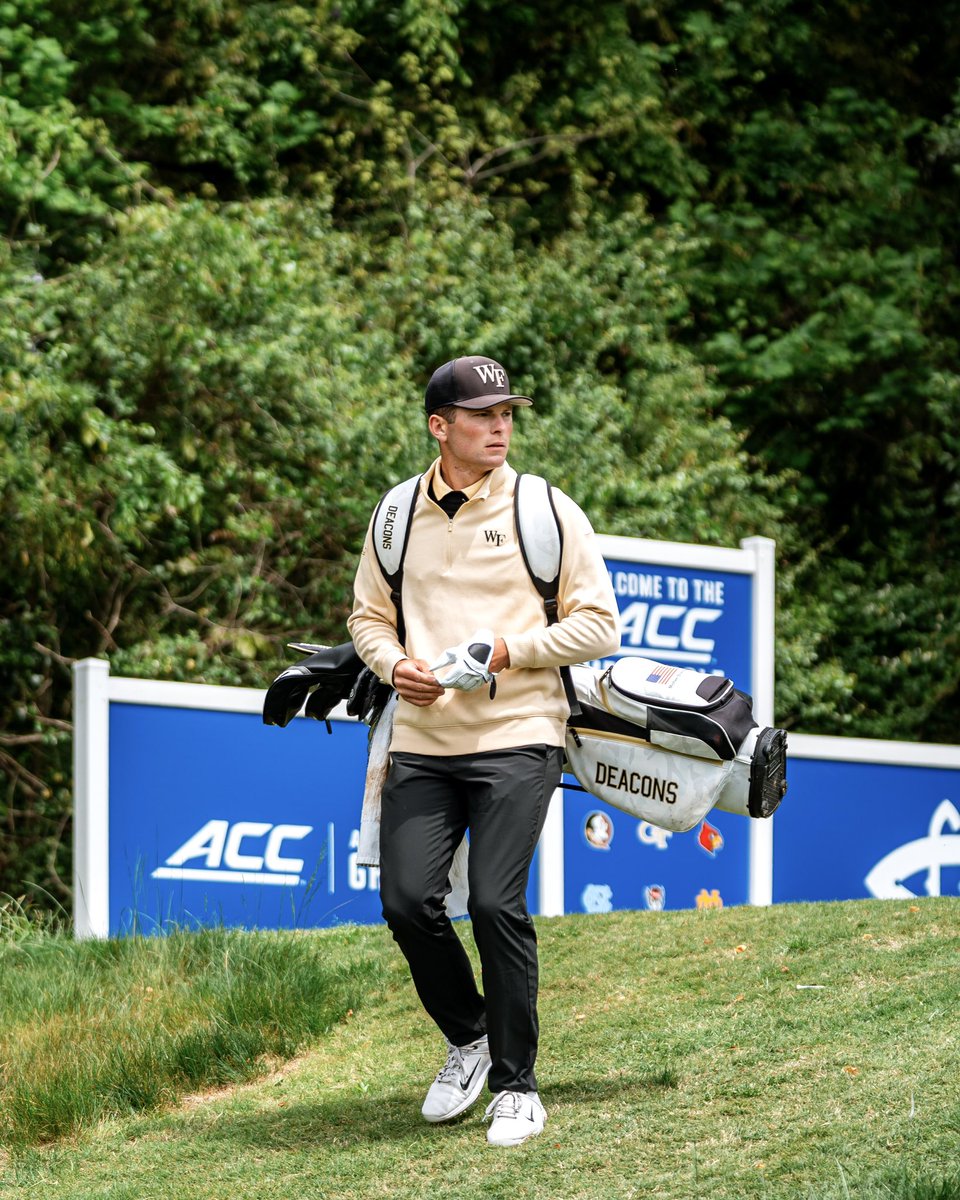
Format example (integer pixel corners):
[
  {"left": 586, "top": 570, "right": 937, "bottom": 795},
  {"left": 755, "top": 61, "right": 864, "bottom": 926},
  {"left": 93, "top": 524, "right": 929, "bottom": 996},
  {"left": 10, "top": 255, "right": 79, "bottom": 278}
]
[{"left": 452, "top": 394, "right": 533, "bottom": 409}]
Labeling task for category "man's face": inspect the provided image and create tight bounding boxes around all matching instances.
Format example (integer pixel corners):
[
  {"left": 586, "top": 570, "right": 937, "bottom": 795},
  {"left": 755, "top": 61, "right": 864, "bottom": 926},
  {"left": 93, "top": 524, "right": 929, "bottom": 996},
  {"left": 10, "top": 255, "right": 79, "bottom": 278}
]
[{"left": 431, "top": 402, "right": 515, "bottom": 479}]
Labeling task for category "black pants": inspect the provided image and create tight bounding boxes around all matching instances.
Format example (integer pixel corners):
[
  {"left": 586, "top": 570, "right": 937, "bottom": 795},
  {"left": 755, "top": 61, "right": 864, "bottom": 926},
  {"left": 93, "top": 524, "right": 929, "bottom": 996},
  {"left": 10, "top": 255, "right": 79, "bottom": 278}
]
[{"left": 379, "top": 744, "right": 563, "bottom": 1095}]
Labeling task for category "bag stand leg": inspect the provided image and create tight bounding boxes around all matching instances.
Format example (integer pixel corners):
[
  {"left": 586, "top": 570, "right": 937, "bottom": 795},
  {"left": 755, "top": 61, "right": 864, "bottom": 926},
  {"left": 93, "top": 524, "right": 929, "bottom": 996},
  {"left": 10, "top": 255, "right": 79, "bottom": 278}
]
[{"left": 748, "top": 728, "right": 788, "bottom": 818}]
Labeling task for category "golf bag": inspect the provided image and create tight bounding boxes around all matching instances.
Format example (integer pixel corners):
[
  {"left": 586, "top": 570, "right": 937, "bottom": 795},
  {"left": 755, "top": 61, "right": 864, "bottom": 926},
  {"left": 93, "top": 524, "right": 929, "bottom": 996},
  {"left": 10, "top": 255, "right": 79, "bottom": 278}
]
[{"left": 564, "top": 656, "right": 787, "bottom": 832}]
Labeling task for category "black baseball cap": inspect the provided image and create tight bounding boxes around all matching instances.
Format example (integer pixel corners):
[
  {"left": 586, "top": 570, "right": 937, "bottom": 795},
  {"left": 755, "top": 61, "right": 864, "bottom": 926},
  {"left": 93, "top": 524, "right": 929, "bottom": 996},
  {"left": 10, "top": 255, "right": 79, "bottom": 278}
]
[{"left": 424, "top": 356, "right": 533, "bottom": 415}]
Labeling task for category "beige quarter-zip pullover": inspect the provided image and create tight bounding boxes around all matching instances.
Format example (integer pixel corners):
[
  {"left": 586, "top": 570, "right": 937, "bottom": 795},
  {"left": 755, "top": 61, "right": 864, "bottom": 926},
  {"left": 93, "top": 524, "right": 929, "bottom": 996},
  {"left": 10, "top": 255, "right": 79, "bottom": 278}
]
[{"left": 348, "top": 458, "right": 620, "bottom": 755}]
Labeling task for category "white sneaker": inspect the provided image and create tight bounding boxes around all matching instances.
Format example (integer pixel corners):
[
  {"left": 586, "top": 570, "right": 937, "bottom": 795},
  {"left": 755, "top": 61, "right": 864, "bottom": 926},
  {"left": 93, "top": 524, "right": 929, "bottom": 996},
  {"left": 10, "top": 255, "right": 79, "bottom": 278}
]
[
  {"left": 484, "top": 1090, "right": 546, "bottom": 1147},
  {"left": 421, "top": 1036, "right": 492, "bottom": 1123}
]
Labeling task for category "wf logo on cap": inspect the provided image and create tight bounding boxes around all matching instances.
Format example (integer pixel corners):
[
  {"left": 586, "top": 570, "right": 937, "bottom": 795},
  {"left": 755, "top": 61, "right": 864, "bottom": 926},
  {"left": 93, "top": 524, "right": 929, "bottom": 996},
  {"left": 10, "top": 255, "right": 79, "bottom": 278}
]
[
  {"left": 424, "top": 355, "right": 532, "bottom": 414},
  {"left": 472, "top": 362, "right": 507, "bottom": 389}
]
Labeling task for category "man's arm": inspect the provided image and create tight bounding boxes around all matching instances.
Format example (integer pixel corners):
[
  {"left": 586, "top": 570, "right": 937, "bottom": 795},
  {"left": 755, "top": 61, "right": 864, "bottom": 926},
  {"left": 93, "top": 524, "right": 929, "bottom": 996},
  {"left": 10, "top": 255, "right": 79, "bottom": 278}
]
[
  {"left": 490, "top": 639, "right": 510, "bottom": 673},
  {"left": 347, "top": 517, "right": 409, "bottom": 684},
  {"left": 502, "top": 491, "right": 620, "bottom": 669},
  {"left": 347, "top": 517, "right": 445, "bottom": 706}
]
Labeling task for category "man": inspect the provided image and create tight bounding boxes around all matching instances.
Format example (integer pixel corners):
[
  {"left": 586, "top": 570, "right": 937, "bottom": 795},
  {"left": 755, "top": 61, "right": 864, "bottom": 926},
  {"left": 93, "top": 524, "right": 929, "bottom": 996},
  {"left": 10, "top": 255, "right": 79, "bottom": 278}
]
[{"left": 347, "top": 355, "right": 620, "bottom": 1147}]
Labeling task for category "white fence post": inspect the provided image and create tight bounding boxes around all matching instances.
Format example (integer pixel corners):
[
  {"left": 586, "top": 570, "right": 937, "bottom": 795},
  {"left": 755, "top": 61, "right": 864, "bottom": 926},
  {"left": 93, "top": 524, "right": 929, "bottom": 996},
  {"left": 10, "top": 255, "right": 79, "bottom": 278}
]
[
  {"left": 538, "top": 788, "right": 566, "bottom": 917},
  {"left": 742, "top": 536, "right": 776, "bottom": 907},
  {"left": 72, "top": 657, "right": 111, "bottom": 939}
]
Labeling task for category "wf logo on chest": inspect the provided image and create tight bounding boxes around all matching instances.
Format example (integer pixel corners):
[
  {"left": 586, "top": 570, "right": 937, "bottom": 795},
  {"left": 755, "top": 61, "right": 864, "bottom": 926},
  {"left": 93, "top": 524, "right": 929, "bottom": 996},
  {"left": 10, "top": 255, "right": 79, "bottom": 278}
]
[{"left": 484, "top": 530, "right": 507, "bottom": 546}]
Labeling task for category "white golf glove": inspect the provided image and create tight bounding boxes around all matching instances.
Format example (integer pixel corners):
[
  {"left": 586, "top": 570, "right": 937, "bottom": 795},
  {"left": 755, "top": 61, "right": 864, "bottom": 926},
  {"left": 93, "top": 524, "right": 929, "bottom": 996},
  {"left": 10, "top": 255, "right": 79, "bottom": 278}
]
[{"left": 430, "top": 629, "right": 497, "bottom": 693}]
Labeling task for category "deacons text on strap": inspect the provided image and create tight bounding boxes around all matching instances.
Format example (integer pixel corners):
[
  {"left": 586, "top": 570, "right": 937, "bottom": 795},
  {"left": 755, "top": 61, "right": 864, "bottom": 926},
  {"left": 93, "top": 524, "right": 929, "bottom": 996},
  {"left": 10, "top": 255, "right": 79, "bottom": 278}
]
[
  {"left": 371, "top": 472, "right": 580, "bottom": 715},
  {"left": 371, "top": 473, "right": 421, "bottom": 644}
]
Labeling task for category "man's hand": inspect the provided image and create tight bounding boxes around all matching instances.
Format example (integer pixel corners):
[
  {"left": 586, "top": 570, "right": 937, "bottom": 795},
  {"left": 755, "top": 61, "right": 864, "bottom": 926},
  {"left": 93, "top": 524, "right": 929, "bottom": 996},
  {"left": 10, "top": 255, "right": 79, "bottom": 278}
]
[
  {"left": 490, "top": 638, "right": 510, "bottom": 674},
  {"left": 392, "top": 658, "right": 444, "bottom": 707},
  {"left": 430, "top": 629, "right": 499, "bottom": 692}
]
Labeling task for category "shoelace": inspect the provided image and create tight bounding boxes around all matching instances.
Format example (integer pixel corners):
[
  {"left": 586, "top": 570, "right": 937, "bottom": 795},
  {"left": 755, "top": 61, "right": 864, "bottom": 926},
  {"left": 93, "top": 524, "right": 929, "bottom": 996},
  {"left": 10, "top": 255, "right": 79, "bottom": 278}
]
[
  {"left": 434, "top": 1044, "right": 466, "bottom": 1085},
  {"left": 485, "top": 1090, "right": 524, "bottom": 1121}
]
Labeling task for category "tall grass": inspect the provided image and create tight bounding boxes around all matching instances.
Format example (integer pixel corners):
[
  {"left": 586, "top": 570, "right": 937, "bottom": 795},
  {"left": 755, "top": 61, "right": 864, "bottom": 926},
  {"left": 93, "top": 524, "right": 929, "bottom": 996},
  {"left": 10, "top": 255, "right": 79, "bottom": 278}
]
[{"left": 0, "top": 896, "right": 388, "bottom": 1148}]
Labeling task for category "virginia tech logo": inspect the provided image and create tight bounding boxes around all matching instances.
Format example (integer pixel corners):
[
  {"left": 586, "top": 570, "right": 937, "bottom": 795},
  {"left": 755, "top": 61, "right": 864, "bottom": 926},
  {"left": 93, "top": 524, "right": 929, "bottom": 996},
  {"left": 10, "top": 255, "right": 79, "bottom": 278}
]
[{"left": 864, "top": 800, "right": 960, "bottom": 898}]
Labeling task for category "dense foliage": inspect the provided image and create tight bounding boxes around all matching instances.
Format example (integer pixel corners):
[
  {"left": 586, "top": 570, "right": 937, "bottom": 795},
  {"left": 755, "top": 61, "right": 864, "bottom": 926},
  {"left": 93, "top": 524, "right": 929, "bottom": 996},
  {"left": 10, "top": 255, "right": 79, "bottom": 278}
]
[{"left": 2, "top": 0, "right": 958, "bottom": 905}]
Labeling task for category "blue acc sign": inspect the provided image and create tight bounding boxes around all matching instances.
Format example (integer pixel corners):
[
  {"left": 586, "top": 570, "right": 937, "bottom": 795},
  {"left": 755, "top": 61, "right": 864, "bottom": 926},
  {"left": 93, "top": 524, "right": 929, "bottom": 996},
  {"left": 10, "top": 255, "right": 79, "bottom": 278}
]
[
  {"left": 73, "top": 661, "right": 538, "bottom": 938},
  {"left": 155, "top": 819, "right": 313, "bottom": 886},
  {"left": 105, "top": 701, "right": 383, "bottom": 936},
  {"left": 70, "top": 663, "right": 389, "bottom": 939}
]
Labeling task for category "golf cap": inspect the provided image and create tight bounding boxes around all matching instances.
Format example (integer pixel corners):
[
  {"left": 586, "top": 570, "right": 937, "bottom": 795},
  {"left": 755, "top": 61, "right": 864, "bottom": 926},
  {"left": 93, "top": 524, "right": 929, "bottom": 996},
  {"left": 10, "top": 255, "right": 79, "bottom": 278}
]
[{"left": 424, "top": 356, "right": 533, "bottom": 415}]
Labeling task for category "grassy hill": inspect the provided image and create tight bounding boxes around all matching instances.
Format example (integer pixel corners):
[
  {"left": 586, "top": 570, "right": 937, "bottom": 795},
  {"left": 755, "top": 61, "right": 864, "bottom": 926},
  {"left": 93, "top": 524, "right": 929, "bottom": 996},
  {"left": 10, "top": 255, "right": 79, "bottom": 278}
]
[{"left": 1, "top": 897, "right": 958, "bottom": 1200}]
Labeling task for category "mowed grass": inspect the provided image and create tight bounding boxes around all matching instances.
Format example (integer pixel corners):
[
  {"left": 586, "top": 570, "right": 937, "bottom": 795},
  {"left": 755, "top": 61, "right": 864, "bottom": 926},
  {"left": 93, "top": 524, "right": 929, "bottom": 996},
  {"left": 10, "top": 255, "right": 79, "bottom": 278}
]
[{"left": 1, "top": 897, "right": 958, "bottom": 1200}]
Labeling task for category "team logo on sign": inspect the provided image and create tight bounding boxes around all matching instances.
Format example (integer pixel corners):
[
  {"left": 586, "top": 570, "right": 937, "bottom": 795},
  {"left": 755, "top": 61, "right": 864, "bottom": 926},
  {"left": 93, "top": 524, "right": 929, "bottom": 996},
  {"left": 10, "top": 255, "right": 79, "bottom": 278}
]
[
  {"left": 584, "top": 811, "right": 614, "bottom": 850},
  {"left": 698, "top": 820, "right": 724, "bottom": 857},
  {"left": 637, "top": 821, "right": 672, "bottom": 850},
  {"left": 581, "top": 883, "right": 613, "bottom": 913},
  {"left": 644, "top": 884, "right": 666, "bottom": 911},
  {"left": 864, "top": 799, "right": 960, "bottom": 899}
]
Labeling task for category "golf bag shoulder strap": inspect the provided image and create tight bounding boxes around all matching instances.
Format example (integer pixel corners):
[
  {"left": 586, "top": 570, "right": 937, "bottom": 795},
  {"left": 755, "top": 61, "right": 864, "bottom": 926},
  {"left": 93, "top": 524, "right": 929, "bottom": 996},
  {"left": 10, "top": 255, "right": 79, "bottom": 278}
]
[
  {"left": 514, "top": 473, "right": 563, "bottom": 603},
  {"left": 513, "top": 474, "right": 580, "bottom": 716},
  {"left": 370, "top": 473, "right": 422, "bottom": 642},
  {"left": 371, "top": 470, "right": 579, "bottom": 713}
]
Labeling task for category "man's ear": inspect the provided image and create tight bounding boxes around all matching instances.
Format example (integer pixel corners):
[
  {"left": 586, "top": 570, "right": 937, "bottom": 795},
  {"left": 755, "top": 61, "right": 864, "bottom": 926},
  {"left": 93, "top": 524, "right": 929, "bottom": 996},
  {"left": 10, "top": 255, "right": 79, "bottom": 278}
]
[{"left": 428, "top": 413, "right": 448, "bottom": 443}]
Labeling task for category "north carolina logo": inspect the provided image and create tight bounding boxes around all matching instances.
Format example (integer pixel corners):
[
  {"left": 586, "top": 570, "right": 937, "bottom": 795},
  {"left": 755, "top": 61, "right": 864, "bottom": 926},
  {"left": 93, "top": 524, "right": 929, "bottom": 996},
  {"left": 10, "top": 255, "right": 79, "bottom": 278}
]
[
  {"left": 864, "top": 800, "right": 960, "bottom": 899},
  {"left": 581, "top": 883, "right": 613, "bottom": 913}
]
